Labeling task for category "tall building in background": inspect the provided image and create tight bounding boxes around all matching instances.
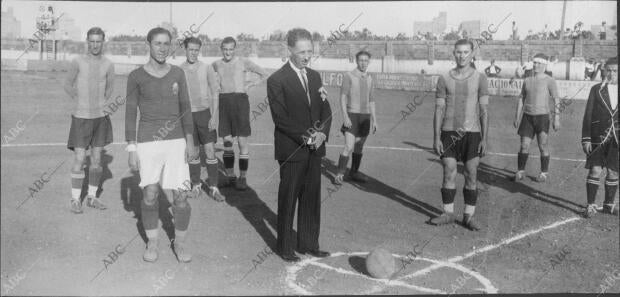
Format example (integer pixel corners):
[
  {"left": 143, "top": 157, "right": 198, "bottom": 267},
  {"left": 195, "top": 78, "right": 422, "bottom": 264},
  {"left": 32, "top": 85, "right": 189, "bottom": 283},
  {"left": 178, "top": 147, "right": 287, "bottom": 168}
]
[
  {"left": 413, "top": 11, "right": 447, "bottom": 35},
  {"left": 458, "top": 20, "right": 489, "bottom": 39},
  {"left": 1, "top": 7, "right": 22, "bottom": 38}
]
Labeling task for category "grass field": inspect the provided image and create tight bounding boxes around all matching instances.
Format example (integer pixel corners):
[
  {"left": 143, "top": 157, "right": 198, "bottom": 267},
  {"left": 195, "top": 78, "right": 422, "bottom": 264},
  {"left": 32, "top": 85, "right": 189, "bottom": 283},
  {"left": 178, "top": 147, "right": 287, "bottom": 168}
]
[{"left": 1, "top": 69, "right": 618, "bottom": 295}]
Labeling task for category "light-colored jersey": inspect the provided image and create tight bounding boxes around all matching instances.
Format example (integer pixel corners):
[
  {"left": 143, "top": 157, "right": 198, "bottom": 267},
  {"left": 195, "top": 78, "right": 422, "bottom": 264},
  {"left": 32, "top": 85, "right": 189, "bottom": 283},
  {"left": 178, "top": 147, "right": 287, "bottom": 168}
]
[
  {"left": 180, "top": 60, "right": 218, "bottom": 112},
  {"left": 436, "top": 69, "right": 489, "bottom": 132},
  {"left": 67, "top": 55, "right": 115, "bottom": 119},
  {"left": 212, "top": 57, "right": 267, "bottom": 94},
  {"left": 340, "top": 68, "right": 375, "bottom": 114}
]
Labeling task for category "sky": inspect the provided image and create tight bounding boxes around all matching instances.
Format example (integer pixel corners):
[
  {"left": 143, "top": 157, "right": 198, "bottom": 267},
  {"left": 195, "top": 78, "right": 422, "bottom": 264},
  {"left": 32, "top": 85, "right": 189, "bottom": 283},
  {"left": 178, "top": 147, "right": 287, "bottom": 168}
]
[{"left": 2, "top": 0, "right": 617, "bottom": 40}]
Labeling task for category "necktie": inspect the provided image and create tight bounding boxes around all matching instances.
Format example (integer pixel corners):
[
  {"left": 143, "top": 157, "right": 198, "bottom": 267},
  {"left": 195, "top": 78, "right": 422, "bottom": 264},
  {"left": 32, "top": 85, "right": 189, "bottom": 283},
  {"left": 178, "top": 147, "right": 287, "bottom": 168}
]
[{"left": 301, "top": 68, "right": 310, "bottom": 105}]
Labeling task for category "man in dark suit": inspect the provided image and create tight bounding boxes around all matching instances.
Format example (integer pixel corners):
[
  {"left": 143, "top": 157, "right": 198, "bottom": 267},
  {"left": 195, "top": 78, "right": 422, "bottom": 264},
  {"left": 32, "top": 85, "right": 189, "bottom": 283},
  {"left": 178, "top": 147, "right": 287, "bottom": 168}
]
[
  {"left": 582, "top": 56, "right": 618, "bottom": 218},
  {"left": 267, "top": 28, "right": 333, "bottom": 262}
]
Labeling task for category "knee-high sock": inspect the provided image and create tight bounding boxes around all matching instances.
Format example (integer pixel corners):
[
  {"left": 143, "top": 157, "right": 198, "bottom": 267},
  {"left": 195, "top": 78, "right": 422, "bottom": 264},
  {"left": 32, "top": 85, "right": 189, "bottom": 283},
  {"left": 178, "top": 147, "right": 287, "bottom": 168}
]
[
  {"left": 188, "top": 158, "right": 202, "bottom": 187},
  {"left": 71, "top": 169, "right": 84, "bottom": 200},
  {"left": 239, "top": 154, "right": 249, "bottom": 176},
  {"left": 351, "top": 153, "right": 363, "bottom": 173},
  {"left": 441, "top": 188, "right": 456, "bottom": 213},
  {"left": 206, "top": 158, "right": 219, "bottom": 188},
  {"left": 604, "top": 177, "right": 618, "bottom": 205},
  {"left": 141, "top": 199, "right": 159, "bottom": 232},
  {"left": 87, "top": 167, "right": 102, "bottom": 197},
  {"left": 172, "top": 203, "right": 191, "bottom": 231},
  {"left": 463, "top": 188, "right": 478, "bottom": 215},
  {"left": 223, "top": 141, "right": 235, "bottom": 175},
  {"left": 518, "top": 152, "right": 529, "bottom": 171},
  {"left": 337, "top": 154, "right": 349, "bottom": 175},
  {"left": 586, "top": 176, "right": 600, "bottom": 204},
  {"left": 541, "top": 155, "right": 550, "bottom": 173}
]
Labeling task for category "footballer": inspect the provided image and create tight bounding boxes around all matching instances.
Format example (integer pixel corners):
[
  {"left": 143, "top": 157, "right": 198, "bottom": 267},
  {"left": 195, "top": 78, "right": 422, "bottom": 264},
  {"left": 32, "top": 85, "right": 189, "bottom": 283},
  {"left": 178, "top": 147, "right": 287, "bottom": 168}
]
[
  {"left": 212, "top": 37, "right": 268, "bottom": 190},
  {"left": 63, "top": 27, "right": 115, "bottom": 213},
  {"left": 432, "top": 39, "right": 489, "bottom": 231},
  {"left": 125, "top": 27, "right": 197, "bottom": 263},
  {"left": 334, "top": 50, "right": 377, "bottom": 184}
]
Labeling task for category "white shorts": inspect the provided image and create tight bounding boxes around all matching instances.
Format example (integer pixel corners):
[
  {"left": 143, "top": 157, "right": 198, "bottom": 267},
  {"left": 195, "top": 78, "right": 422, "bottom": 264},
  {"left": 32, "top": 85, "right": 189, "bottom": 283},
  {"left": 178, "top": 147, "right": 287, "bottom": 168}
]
[{"left": 137, "top": 138, "right": 189, "bottom": 190}]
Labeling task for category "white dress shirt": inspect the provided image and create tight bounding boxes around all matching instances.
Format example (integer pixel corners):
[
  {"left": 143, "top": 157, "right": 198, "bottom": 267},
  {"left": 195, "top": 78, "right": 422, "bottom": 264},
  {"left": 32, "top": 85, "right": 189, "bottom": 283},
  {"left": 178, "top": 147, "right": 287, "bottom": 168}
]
[
  {"left": 607, "top": 83, "right": 618, "bottom": 110},
  {"left": 289, "top": 61, "right": 310, "bottom": 102}
]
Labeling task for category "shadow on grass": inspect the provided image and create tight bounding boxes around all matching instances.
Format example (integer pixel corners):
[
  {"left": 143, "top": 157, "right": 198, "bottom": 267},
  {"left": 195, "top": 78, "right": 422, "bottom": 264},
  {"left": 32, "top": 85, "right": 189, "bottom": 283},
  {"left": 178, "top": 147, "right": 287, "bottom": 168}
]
[
  {"left": 319, "top": 157, "right": 442, "bottom": 221},
  {"left": 401, "top": 140, "right": 583, "bottom": 214}
]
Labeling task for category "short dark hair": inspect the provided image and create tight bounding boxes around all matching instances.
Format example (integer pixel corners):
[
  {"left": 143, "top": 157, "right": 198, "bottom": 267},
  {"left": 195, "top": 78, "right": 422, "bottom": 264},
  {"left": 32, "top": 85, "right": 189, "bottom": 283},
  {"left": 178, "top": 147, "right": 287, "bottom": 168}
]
[
  {"left": 86, "top": 27, "right": 105, "bottom": 40},
  {"left": 183, "top": 37, "right": 202, "bottom": 48},
  {"left": 221, "top": 37, "right": 236, "bottom": 48},
  {"left": 356, "top": 50, "right": 371, "bottom": 61},
  {"left": 605, "top": 56, "right": 618, "bottom": 67},
  {"left": 454, "top": 39, "right": 474, "bottom": 51},
  {"left": 286, "top": 28, "right": 312, "bottom": 48},
  {"left": 147, "top": 27, "right": 172, "bottom": 43}
]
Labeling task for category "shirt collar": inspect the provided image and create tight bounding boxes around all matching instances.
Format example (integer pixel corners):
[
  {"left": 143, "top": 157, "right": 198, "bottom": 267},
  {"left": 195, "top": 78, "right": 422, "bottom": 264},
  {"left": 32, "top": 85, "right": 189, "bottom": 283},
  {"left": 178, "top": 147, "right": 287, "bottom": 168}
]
[
  {"left": 289, "top": 61, "right": 306, "bottom": 74},
  {"left": 353, "top": 68, "right": 368, "bottom": 78}
]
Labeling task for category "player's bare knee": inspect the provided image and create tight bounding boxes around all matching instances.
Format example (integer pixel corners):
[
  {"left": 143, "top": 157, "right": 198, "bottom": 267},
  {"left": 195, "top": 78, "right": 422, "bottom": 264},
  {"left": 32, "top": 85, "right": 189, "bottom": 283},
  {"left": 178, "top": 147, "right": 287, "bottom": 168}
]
[
  {"left": 607, "top": 169, "right": 619, "bottom": 180},
  {"left": 342, "top": 144, "right": 354, "bottom": 155},
  {"left": 520, "top": 142, "right": 530, "bottom": 152},
  {"left": 74, "top": 150, "right": 86, "bottom": 163},
  {"left": 90, "top": 156, "right": 101, "bottom": 168},
  {"left": 173, "top": 193, "right": 189, "bottom": 207},
  {"left": 589, "top": 166, "right": 603, "bottom": 178},
  {"left": 143, "top": 185, "right": 159, "bottom": 205},
  {"left": 204, "top": 144, "right": 215, "bottom": 159}
]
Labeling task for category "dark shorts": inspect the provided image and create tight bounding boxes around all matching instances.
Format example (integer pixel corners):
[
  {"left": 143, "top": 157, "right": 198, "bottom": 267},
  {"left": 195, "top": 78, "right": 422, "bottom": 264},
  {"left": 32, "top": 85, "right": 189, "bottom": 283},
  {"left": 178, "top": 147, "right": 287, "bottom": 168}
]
[
  {"left": 219, "top": 93, "right": 251, "bottom": 137},
  {"left": 440, "top": 131, "right": 482, "bottom": 163},
  {"left": 518, "top": 114, "right": 550, "bottom": 138},
  {"left": 192, "top": 108, "right": 217, "bottom": 145},
  {"left": 585, "top": 141, "right": 619, "bottom": 172},
  {"left": 341, "top": 112, "right": 371, "bottom": 137},
  {"left": 67, "top": 115, "right": 113, "bottom": 151}
]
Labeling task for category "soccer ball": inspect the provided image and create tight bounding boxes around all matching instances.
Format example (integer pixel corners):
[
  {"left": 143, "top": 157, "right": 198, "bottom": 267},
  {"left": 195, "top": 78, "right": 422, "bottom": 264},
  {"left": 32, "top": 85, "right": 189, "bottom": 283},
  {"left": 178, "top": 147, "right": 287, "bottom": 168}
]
[{"left": 365, "top": 248, "right": 397, "bottom": 279}]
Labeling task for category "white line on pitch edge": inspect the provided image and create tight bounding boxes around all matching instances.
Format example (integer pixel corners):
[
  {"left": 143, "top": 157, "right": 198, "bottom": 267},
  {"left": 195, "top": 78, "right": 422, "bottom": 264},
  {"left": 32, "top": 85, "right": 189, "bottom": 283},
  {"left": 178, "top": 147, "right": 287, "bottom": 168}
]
[
  {"left": 397, "top": 216, "right": 581, "bottom": 280},
  {"left": 0, "top": 142, "right": 586, "bottom": 162}
]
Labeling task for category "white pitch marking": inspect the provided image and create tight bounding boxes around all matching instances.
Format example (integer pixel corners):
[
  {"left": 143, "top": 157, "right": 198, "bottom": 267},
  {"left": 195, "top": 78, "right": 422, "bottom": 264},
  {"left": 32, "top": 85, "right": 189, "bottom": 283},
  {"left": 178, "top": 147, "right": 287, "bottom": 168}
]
[
  {"left": 307, "top": 259, "right": 445, "bottom": 294},
  {"left": 287, "top": 216, "right": 580, "bottom": 295},
  {"left": 398, "top": 216, "right": 581, "bottom": 280},
  {"left": 1, "top": 142, "right": 586, "bottom": 162},
  {"left": 287, "top": 251, "right": 495, "bottom": 295}
]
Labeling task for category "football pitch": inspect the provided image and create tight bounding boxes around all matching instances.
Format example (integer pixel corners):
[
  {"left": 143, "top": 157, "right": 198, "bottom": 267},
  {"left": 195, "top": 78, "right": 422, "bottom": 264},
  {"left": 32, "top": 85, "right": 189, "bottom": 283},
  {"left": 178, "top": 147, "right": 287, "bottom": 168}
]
[{"left": 1, "top": 69, "right": 618, "bottom": 295}]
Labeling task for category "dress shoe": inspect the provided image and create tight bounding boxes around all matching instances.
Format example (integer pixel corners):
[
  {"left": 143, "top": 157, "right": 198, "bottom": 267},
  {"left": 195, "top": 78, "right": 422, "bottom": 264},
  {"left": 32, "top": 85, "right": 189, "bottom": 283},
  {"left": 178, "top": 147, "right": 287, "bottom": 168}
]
[
  {"left": 299, "top": 249, "right": 330, "bottom": 258},
  {"left": 280, "top": 254, "right": 301, "bottom": 262}
]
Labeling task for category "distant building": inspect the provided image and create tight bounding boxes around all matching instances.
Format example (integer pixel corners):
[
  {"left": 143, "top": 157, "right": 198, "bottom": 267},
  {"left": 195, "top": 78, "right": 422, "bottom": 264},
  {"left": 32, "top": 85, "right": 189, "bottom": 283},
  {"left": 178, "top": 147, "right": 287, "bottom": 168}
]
[
  {"left": 1, "top": 7, "right": 22, "bottom": 38},
  {"left": 459, "top": 20, "right": 489, "bottom": 39},
  {"left": 413, "top": 11, "right": 447, "bottom": 35}
]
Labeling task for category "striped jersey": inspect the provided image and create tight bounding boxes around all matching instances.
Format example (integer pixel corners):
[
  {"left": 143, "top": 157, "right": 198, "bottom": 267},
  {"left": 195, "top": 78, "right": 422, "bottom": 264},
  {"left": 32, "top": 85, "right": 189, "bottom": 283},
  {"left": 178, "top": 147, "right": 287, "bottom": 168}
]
[
  {"left": 436, "top": 69, "right": 489, "bottom": 132},
  {"left": 65, "top": 55, "right": 115, "bottom": 119},
  {"left": 340, "top": 68, "right": 375, "bottom": 114},
  {"left": 521, "top": 74, "right": 559, "bottom": 115},
  {"left": 212, "top": 57, "right": 267, "bottom": 94},
  {"left": 180, "top": 60, "right": 218, "bottom": 112}
]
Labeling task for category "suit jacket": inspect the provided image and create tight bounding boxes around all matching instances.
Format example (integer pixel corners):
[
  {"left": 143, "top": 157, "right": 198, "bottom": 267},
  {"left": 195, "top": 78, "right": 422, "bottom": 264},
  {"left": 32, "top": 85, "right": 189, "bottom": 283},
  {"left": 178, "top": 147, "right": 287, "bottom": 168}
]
[
  {"left": 267, "top": 62, "right": 332, "bottom": 161},
  {"left": 582, "top": 83, "right": 619, "bottom": 145}
]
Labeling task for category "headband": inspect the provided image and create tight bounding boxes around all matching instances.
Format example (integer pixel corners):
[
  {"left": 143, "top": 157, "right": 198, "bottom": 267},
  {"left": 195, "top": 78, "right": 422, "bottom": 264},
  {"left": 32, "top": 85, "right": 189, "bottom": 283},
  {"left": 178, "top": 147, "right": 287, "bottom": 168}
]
[{"left": 533, "top": 57, "right": 549, "bottom": 65}]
